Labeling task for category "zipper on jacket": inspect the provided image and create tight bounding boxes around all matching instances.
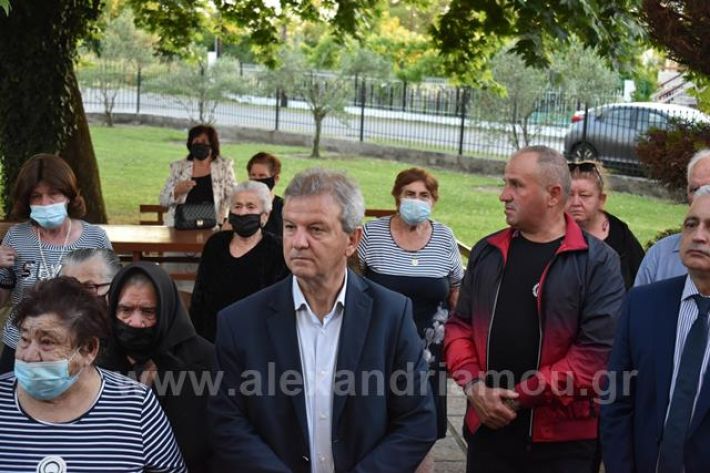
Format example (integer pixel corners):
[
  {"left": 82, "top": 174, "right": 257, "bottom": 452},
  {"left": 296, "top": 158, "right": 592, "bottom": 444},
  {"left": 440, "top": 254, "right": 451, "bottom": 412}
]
[
  {"left": 485, "top": 281, "right": 503, "bottom": 374},
  {"left": 529, "top": 256, "right": 554, "bottom": 440}
]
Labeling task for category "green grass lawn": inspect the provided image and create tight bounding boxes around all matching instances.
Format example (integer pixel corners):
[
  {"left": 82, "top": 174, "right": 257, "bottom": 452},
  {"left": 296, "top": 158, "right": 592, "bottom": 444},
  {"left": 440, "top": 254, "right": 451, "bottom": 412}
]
[{"left": 92, "top": 124, "right": 686, "bottom": 248}]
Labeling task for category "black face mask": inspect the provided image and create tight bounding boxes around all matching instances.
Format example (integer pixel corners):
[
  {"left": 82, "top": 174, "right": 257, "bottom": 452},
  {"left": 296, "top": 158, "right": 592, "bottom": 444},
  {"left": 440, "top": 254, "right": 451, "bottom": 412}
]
[
  {"left": 190, "top": 143, "right": 211, "bottom": 161},
  {"left": 114, "top": 320, "right": 157, "bottom": 362},
  {"left": 229, "top": 213, "right": 262, "bottom": 238},
  {"left": 252, "top": 176, "right": 275, "bottom": 190}
]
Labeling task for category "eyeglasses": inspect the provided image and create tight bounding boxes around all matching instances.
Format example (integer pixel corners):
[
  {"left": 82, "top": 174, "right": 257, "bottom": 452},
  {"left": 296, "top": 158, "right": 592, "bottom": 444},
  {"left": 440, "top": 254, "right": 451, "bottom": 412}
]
[
  {"left": 568, "top": 161, "right": 599, "bottom": 174},
  {"left": 568, "top": 161, "right": 604, "bottom": 189},
  {"left": 81, "top": 282, "right": 111, "bottom": 294}
]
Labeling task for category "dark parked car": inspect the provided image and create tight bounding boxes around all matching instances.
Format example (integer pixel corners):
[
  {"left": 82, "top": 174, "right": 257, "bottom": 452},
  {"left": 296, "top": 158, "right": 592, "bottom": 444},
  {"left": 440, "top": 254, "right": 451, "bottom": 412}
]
[{"left": 563, "top": 102, "right": 710, "bottom": 172}]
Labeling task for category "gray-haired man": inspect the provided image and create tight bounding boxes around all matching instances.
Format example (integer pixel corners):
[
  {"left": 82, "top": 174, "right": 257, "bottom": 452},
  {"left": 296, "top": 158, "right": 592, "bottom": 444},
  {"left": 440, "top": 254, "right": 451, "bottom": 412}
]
[
  {"left": 210, "top": 168, "right": 436, "bottom": 473},
  {"left": 635, "top": 148, "right": 710, "bottom": 286}
]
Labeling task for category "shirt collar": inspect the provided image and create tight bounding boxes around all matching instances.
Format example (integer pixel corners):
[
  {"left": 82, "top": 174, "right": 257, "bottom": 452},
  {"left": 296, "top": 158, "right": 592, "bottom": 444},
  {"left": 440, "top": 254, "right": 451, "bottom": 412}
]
[
  {"left": 682, "top": 275, "right": 701, "bottom": 301},
  {"left": 292, "top": 270, "right": 348, "bottom": 315}
]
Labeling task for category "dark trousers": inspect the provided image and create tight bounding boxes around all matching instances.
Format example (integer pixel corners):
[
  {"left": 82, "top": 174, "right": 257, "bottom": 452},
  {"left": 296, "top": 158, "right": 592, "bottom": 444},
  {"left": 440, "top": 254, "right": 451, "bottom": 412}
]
[
  {"left": 466, "top": 426, "right": 597, "bottom": 473},
  {"left": 0, "top": 345, "right": 15, "bottom": 374}
]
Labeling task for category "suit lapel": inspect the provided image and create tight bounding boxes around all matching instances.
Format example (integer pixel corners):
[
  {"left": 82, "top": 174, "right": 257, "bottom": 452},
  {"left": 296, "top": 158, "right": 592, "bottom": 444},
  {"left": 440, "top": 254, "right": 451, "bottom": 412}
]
[
  {"left": 332, "top": 271, "right": 373, "bottom": 427},
  {"left": 654, "top": 277, "right": 685, "bottom": 436},
  {"left": 265, "top": 277, "right": 310, "bottom": 447}
]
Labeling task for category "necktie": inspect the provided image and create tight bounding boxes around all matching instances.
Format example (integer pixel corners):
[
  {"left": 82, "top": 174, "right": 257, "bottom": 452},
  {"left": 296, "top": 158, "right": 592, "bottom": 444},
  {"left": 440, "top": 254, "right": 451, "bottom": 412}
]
[{"left": 657, "top": 294, "right": 710, "bottom": 473}]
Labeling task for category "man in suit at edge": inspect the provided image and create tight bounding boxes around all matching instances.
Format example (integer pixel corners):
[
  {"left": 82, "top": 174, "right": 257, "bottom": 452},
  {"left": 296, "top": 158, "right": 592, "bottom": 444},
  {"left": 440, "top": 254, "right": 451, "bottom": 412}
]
[
  {"left": 209, "top": 168, "right": 436, "bottom": 473},
  {"left": 602, "top": 184, "right": 710, "bottom": 473}
]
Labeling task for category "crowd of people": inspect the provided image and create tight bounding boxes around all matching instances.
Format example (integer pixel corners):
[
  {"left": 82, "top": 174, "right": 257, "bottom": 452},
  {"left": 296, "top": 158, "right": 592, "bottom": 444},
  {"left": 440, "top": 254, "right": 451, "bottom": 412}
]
[{"left": 0, "top": 121, "right": 708, "bottom": 473}]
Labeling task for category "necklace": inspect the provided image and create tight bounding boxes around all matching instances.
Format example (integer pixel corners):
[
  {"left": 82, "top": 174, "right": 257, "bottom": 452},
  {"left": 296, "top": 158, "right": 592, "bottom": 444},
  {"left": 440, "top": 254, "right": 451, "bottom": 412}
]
[{"left": 36, "top": 219, "right": 72, "bottom": 280}]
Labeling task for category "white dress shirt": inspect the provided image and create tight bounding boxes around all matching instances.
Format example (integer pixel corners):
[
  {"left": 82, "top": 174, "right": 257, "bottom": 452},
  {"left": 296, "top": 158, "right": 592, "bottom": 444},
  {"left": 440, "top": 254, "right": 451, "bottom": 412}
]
[
  {"left": 666, "top": 276, "right": 710, "bottom": 422},
  {"left": 293, "top": 272, "right": 347, "bottom": 473}
]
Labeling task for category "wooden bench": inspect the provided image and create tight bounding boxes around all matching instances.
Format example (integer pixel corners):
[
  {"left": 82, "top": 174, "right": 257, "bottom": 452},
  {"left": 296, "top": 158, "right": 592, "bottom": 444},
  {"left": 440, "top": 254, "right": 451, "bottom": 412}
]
[
  {"left": 134, "top": 204, "right": 470, "bottom": 273},
  {"left": 139, "top": 204, "right": 395, "bottom": 224},
  {"left": 139, "top": 204, "right": 167, "bottom": 225},
  {"left": 364, "top": 208, "right": 396, "bottom": 218},
  {"left": 137, "top": 205, "right": 197, "bottom": 281}
]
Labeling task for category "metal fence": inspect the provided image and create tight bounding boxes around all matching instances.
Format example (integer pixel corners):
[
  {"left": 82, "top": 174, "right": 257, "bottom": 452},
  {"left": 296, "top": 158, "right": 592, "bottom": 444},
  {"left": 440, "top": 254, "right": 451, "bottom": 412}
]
[{"left": 78, "top": 62, "right": 710, "bottom": 175}]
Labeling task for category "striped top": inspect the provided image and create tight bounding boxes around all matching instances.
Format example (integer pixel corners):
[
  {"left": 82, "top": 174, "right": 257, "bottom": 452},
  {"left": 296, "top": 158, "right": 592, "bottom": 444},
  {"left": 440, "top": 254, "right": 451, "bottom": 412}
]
[
  {"left": 357, "top": 216, "right": 464, "bottom": 286},
  {"left": 0, "top": 368, "right": 186, "bottom": 472},
  {"left": 667, "top": 276, "right": 710, "bottom": 420},
  {"left": 0, "top": 221, "right": 112, "bottom": 348}
]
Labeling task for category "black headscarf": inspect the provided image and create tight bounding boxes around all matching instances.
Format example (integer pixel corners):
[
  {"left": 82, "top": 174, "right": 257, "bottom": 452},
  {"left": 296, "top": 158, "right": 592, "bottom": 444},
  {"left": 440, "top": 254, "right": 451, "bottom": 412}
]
[
  {"left": 103, "top": 262, "right": 200, "bottom": 370},
  {"left": 100, "top": 263, "right": 216, "bottom": 472}
]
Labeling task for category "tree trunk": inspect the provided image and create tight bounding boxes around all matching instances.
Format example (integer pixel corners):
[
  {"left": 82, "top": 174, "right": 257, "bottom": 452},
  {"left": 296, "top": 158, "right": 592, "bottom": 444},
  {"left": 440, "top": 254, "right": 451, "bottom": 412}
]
[
  {"left": 312, "top": 114, "right": 323, "bottom": 158},
  {"left": 61, "top": 68, "right": 108, "bottom": 223},
  {"left": 0, "top": 1, "right": 105, "bottom": 220}
]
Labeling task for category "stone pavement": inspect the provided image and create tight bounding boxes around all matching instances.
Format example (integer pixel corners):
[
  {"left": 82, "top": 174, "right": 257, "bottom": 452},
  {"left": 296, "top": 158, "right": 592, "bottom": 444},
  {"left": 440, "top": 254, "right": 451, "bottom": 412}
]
[
  {"left": 433, "top": 381, "right": 607, "bottom": 473},
  {"left": 432, "top": 380, "right": 468, "bottom": 472}
]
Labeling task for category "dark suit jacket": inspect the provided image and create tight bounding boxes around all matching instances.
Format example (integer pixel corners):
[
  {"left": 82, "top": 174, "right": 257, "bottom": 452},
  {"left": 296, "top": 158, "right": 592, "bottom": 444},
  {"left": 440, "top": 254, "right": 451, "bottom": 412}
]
[
  {"left": 601, "top": 276, "right": 710, "bottom": 473},
  {"left": 209, "top": 270, "right": 437, "bottom": 473}
]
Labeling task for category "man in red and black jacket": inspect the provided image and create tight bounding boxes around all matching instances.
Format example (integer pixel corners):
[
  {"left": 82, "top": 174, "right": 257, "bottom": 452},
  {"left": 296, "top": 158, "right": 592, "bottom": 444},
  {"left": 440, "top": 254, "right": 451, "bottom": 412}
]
[{"left": 445, "top": 146, "right": 625, "bottom": 473}]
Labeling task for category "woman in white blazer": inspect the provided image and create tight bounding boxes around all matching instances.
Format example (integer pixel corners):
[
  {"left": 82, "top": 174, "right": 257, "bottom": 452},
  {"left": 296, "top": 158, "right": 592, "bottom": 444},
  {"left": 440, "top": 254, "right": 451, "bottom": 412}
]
[{"left": 160, "top": 125, "right": 237, "bottom": 227}]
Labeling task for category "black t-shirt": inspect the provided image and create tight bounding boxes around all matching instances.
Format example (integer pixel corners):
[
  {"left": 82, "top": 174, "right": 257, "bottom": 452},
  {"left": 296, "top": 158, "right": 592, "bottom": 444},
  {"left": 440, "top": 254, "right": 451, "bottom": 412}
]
[
  {"left": 185, "top": 174, "right": 214, "bottom": 204},
  {"left": 484, "top": 233, "right": 562, "bottom": 444}
]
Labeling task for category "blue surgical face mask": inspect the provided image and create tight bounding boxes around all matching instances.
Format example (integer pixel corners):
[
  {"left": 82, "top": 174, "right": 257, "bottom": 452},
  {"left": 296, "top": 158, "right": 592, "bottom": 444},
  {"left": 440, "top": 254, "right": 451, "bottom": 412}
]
[
  {"left": 14, "top": 350, "right": 82, "bottom": 401},
  {"left": 399, "top": 198, "right": 431, "bottom": 226},
  {"left": 30, "top": 202, "right": 68, "bottom": 229}
]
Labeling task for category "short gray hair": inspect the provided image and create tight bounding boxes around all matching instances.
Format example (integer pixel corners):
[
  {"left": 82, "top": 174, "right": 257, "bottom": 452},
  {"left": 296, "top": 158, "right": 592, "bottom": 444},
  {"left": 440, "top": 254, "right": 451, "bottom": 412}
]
[
  {"left": 230, "top": 181, "right": 273, "bottom": 214},
  {"left": 694, "top": 184, "right": 710, "bottom": 199},
  {"left": 61, "top": 248, "right": 122, "bottom": 280},
  {"left": 687, "top": 149, "right": 710, "bottom": 183},
  {"left": 513, "top": 145, "right": 571, "bottom": 200},
  {"left": 284, "top": 168, "right": 365, "bottom": 234}
]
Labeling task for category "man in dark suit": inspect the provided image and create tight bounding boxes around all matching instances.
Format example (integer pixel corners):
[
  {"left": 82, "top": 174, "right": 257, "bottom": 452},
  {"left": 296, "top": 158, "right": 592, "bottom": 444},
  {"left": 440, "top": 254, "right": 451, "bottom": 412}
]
[
  {"left": 602, "top": 185, "right": 710, "bottom": 473},
  {"left": 209, "top": 168, "right": 436, "bottom": 473}
]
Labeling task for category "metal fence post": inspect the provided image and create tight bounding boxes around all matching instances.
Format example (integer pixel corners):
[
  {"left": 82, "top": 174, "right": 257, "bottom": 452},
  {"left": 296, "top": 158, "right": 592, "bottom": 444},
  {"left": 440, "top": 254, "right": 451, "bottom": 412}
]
[
  {"left": 135, "top": 67, "right": 142, "bottom": 115},
  {"left": 582, "top": 102, "right": 589, "bottom": 144},
  {"left": 359, "top": 80, "right": 366, "bottom": 142},
  {"left": 458, "top": 87, "right": 468, "bottom": 156},
  {"left": 275, "top": 88, "right": 281, "bottom": 131}
]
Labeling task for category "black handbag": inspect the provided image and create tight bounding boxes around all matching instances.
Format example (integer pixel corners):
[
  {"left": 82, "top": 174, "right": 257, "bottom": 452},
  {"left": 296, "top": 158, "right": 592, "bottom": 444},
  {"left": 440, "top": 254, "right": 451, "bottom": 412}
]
[{"left": 174, "top": 203, "right": 217, "bottom": 229}]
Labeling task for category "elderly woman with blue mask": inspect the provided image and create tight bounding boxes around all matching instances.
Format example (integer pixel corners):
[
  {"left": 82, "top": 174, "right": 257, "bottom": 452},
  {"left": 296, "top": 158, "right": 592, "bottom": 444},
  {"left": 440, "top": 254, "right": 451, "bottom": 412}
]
[
  {"left": 0, "top": 154, "right": 112, "bottom": 374},
  {"left": 357, "top": 167, "right": 464, "bottom": 473},
  {"left": 0, "top": 277, "right": 186, "bottom": 472}
]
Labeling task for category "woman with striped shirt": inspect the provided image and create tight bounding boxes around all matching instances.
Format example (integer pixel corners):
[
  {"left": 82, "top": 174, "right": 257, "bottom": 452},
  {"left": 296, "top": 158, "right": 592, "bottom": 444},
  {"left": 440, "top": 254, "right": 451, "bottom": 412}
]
[
  {"left": 0, "top": 277, "right": 185, "bottom": 472},
  {"left": 0, "top": 154, "right": 112, "bottom": 373},
  {"left": 357, "top": 167, "right": 464, "bottom": 473}
]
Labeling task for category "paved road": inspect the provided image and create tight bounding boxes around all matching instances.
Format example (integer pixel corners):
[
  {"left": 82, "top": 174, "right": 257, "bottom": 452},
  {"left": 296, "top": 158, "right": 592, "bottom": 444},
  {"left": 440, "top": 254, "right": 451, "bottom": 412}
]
[{"left": 82, "top": 87, "right": 567, "bottom": 159}]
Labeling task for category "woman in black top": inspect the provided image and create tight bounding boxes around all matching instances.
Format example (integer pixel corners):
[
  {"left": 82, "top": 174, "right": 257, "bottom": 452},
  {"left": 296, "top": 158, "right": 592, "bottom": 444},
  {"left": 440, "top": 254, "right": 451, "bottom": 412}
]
[
  {"left": 246, "top": 151, "right": 284, "bottom": 237},
  {"left": 190, "top": 181, "right": 290, "bottom": 342},
  {"left": 567, "top": 161, "right": 645, "bottom": 289}
]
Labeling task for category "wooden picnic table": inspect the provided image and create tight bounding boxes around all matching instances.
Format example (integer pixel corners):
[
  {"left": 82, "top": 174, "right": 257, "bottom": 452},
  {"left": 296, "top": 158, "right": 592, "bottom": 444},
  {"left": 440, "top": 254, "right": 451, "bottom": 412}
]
[{"left": 0, "top": 222, "right": 215, "bottom": 262}]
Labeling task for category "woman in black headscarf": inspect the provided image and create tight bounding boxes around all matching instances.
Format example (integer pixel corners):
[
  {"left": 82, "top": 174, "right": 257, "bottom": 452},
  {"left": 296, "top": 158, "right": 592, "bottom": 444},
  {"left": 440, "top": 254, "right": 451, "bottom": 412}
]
[{"left": 99, "top": 262, "right": 214, "bottom": 472}]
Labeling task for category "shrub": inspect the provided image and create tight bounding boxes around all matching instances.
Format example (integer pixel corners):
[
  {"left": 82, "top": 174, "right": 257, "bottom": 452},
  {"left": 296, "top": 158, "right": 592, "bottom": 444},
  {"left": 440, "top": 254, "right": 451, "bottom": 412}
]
[
  {"left": 636, "top": 119, "right": 710, "bottom": 194},
  {"left": 644, "top": 226, "right": 682, "bottom": 250}
]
